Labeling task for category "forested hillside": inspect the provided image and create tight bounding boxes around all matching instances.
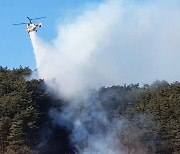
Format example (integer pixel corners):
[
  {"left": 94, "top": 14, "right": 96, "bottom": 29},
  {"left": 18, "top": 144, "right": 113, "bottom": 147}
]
[
  {"left": 0, "top": 67, "right": 73, "bottom": 153},
  {"left": 123, "top": 82, "right": 180, "bottom": 154},
  {"left": 0, "top": 66, "right": 49, "bottom": 153},
  {"left": 0, "top": 67, "right": 179, "bottom": 154}
]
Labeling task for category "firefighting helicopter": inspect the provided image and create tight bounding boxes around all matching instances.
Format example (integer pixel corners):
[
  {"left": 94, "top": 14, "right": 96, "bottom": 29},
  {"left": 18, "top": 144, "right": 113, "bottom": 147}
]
[{"left": 13, "top": 17, "right": 45, "bottom": 33}]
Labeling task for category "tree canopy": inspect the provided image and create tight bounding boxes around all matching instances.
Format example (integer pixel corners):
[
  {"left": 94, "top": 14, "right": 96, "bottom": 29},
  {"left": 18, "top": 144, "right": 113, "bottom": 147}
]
[{"left": 0, "top": 67, "right": 179, "bottom": 154}]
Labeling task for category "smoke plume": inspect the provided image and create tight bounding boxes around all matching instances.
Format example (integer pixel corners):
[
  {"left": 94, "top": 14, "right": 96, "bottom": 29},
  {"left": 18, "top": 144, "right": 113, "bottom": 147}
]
[
  {"left": 30, "top": 0, "right": 180, "bottom": 99},
  {"left": 30, "top": 0, "right": 180, "bottom": 153}
]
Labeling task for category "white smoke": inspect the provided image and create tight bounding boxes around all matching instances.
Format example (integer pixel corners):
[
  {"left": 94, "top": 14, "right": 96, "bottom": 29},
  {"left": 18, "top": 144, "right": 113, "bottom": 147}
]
[
  {"left": 30, "top": 0, "right": 180, "bottom": 153},
  {"left": 30, "top": 0, "right": 180, "bottom": 99}
]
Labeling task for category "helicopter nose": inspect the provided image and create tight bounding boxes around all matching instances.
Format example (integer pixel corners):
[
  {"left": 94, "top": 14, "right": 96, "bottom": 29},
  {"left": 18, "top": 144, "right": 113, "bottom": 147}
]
[{"left": 39, "top": 23, "right": 42, "bottom": 27}]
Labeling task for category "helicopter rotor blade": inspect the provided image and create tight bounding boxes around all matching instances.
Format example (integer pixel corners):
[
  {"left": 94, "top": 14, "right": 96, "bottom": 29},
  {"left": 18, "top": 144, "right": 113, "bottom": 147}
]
[
  {"left": 13, "top": 23, "right": 28, "bottom": 25},
  {"left": 30, "top": 16, "right": 46, "bottom": 20},
  {"left": 27, "top": 17, "right": 31, "bottom": 21},
  {"left": 13, "top": 16, "right": 46, "bottom": 26}
]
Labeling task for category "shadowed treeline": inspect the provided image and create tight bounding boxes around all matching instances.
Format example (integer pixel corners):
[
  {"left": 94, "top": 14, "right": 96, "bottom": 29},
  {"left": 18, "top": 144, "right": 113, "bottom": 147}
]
[{"left": 0, "top": 67, "right": 179, "bottom": 154}]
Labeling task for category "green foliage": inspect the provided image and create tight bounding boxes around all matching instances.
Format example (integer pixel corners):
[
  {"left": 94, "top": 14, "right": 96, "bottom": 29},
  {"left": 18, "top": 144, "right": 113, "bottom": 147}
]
[
  {"left": 124, "top": 82, "right": 180, "bottom": 154},
  {"left": 98, "top": 84, "right": 142, "bottom": 118},
  {"left": 0, "top": 66, "right": 179, "bottom": 154},
  {"left": 0, "top": 67, "right": 51, "bottom": 153}
]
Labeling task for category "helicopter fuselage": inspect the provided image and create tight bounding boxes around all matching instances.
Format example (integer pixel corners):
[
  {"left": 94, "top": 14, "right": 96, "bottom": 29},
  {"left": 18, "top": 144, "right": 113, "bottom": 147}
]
[{"left": 26, "top": 23, "right": 42, "bottom": 33}]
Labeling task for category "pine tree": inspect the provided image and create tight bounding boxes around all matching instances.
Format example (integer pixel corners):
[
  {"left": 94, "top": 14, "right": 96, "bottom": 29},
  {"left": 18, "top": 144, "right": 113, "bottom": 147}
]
[{"left": 8, "top": 114, "right": 26, "bottom": 150}]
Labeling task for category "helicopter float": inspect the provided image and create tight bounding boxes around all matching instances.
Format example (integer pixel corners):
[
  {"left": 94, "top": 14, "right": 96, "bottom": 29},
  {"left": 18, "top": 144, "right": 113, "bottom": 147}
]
[{"left": 13, "top": 17, "right": 45, "bottom": 33}]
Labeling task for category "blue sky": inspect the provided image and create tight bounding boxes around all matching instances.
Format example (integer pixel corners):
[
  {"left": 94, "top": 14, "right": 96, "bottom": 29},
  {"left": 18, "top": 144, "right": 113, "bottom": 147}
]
[
  {"left": 0, "top": 0, "right": 104, "bottom": 69},
  {"left": 2, "top": 0, "right": 180, "bottom": 84}
]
